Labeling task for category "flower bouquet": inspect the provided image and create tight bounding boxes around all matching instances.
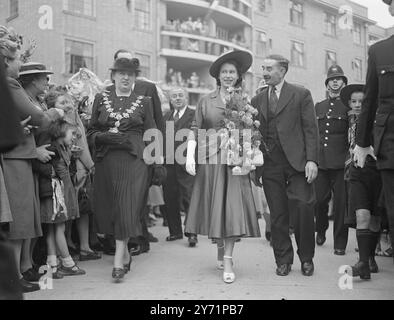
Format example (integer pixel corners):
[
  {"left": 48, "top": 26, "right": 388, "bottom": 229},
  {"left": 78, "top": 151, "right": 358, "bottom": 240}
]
[{"left": 218, "top": 87, "right": 264, "bottom": 176}]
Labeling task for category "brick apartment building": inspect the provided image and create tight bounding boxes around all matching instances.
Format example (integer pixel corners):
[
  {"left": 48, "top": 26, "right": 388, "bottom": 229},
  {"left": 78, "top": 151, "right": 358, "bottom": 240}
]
[{"left": 1, "top": 0, "right": 392, "bottom": 105}]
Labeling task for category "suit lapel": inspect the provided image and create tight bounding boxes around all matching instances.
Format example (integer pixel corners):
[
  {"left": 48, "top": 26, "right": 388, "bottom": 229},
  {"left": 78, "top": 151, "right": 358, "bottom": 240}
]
[
  {"left": 176, "top": 107, "right": 194, "bottom": 129},
  {"left": 259, "top": 88, "right": 269, "bottom": 121},
  {"left": 275, "top": 82, "right": 294, "bottom": 116}
]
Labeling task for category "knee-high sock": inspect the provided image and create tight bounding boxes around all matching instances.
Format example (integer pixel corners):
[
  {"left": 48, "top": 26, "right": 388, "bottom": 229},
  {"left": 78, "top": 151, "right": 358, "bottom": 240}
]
[{"left": 356, "top": 229, "right": 372, "bottom": 263}]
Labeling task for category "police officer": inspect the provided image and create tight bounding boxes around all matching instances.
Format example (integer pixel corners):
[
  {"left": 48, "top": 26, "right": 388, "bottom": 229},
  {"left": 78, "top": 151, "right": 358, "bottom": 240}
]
[
  {"left": 315, "top": 65, "right": 349, "bottom": 255},
  {"left": 354, "top": 0, "right": 394, "bottom": 265}
]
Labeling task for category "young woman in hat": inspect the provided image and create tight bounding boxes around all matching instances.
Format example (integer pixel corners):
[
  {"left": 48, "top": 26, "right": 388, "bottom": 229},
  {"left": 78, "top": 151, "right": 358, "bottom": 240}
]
[
  {"left": 184, "top": 50, "right": 261, "bottom": 284},
  {"left": 0, "top": 26, "right": 63, "bottom": 292},
  {"left": 341, "top": 84, "right": 382, "bottom": 280},
  {"left": 87, "top": 58, "right": 165, "bottom": 281}
]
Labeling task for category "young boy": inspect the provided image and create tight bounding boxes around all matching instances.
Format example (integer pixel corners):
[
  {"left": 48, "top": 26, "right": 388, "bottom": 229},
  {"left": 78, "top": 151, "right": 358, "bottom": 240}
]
[{"left": 341, "top": 84, "right": 382, "bottom": 280}]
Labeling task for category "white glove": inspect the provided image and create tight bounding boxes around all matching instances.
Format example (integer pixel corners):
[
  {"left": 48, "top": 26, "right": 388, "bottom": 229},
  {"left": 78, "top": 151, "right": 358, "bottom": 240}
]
[{"left": 186, "top": 140, "right": 197, "bottom": 176}]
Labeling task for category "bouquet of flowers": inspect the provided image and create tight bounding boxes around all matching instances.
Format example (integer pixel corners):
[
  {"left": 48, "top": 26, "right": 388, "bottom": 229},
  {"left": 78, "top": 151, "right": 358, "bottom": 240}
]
[
  {"left": 67, "top": 68, "right": 110, "bottom": 122},
  {"left": 218, "top": 87, "right": 264, "bottom": 176}
]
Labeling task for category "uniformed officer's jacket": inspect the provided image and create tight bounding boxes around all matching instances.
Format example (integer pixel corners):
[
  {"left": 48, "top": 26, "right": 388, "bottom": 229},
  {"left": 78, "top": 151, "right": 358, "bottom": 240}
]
[
  {"left": 315, "top": 97, "right": 349, "bottom": 170},
  {"left": 356, "top": 35, "right": 394, "bottom": 169}
]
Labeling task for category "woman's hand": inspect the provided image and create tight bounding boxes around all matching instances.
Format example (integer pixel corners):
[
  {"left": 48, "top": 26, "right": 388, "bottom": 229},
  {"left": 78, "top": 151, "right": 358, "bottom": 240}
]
[
  {"left": 20, "top": 116, "right": 37, "bottom": 135},
  {"left": 186, "top": 140, "right": 197, "bottom": 176},
  {"left": 36, "top": 144, "right": 55, "bottom": 163}
]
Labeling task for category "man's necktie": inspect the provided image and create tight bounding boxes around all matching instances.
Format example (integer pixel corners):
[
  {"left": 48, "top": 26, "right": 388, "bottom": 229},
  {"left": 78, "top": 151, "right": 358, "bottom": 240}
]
[
  {"left": 174, "top": 111, "right": 180, "bottom": 123},
  {"left": 269, "top": 86, "right": 278, "bottom": 115}
]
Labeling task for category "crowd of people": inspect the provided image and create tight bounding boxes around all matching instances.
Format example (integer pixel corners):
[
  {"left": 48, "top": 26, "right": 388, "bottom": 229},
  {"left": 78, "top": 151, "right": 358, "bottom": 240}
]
[
  {"left": 165, "top": 68, "right": 214, "bottom": 91},
  {"left": 0, "top": 0, "right": 393, "bottom": 298}
]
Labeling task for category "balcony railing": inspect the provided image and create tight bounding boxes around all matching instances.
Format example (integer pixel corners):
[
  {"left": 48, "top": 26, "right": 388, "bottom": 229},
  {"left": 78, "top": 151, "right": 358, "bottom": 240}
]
[{"left": 202, "top": 0, "right": 251, "bottom": 19}]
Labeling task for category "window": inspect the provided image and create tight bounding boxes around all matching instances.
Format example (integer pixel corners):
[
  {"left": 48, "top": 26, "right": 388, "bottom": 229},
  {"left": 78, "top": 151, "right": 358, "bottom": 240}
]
[
  {"left": 291, "top": 41, "right": 305, "bottom": 67},
  {"left": 325, "top": 51, "right": 337, "bottom": 71},
  {"left": 134, "top": 0, "right": 151, "bottom": 31},
  {"left": 353, "top": 23, "right": 362, "bottom": 45},
  {"left": 324, "top": 12, "right": 337, "bottom": 36},
  {"left": 289, "top": 1, "right": 304, "bottom": 27},
  {"left": 65, "top": 39, "right": 94, "bottom": 74},
  {"left": 134, "top": 53, "right": 151, "bottom": 78},
  {"left": 256, "top": 31, "right": 268, "bottom": 57},
  {"left": 258, "top": 0, "right": 272, "bottom": 13},
  {"left": 64, "top": 0, "right": 95, "bottom": 17},
  {"left": 9, "top": 0, "right": 18, "bottom": 19},
  {"left": 352, "top": 58, "right": 363, "bottom": 81}
]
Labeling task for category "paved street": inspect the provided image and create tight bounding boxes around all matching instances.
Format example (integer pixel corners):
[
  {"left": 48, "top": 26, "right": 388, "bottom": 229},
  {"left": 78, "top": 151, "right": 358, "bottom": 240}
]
[{"left": 26, "top": 218, "right": 394, "bottom": 300}]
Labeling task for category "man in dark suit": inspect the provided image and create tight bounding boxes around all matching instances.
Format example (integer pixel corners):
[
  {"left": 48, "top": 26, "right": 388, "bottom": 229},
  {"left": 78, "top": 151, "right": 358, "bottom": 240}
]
[
  {"left": 353, "top": 0, "right": 394, "bottom": 264},
  {"left": 252, "top": 54, "right": 319, "bottom": 277},
  {"left": 314, "top": 65, "right": 349, "bottom": 255},
  {"left": 162, "top": 87, "right": 197, "bottom": 247}
]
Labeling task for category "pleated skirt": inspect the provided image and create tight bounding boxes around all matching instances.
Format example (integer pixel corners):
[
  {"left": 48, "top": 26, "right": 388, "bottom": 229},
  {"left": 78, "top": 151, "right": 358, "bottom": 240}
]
[
  {"left": 185, "top": 163, "right": 261, "bottom": 239},
  {"left": 2, "top": 159, "right": 42, "bottom": 240},
  {"left": 93, "top": 150, "right": 149, "bottom": 240}
]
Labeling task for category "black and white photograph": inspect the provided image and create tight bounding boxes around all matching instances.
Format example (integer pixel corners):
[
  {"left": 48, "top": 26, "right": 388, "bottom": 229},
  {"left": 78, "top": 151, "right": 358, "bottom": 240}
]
[{"left": 0, "top": 0, "right": 393, "bottom": 306}]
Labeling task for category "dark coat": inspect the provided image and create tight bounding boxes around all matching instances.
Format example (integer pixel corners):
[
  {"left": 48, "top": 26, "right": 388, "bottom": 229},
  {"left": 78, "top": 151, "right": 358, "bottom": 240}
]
[
  {"left": 251, "top": 81, "right": 319, "bottom": 172},
  {"left": 356, "top": 35, "right": 394, "bottom": 169},
  {"left": 315, "top": 97, "right": 349, "bottom": 170},
  {"left": 164, "top": 106, "right": 195, "bottom": 167},
  {"left": 0, "top": 54, "right": 23, "bottom": 153},
  {"left": 107, "top": 80, "right": 164, "bottom": 134}
]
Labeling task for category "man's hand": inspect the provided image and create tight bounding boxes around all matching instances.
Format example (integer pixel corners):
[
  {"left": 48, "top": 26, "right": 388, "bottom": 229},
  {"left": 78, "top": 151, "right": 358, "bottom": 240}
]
[
  {"left": 353, "top": 145, "right": 377, "bottom": 168},
  {"left": 21, "top": 116, "right": 35, "bottom": 135},
  {"left": 251, "top": 168, "right": 263, "bottom": 187},
  {"left": 36, "top": 144, "right": 55, "bottom": 163},
  {"left": 305, "top": 161, "right": 318, "bottom": 184}
]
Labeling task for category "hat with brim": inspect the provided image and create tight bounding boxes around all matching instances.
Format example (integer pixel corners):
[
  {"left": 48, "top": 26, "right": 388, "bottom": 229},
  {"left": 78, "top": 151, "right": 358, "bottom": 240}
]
[
  {"left": 383, "top": 0, "right": 392, "bottom": 5},
  {"left": 19, "top": 62, "right": 53, "bottom": 76},
  {"left": 110, "top": 58, "right": 140, "bottom": 73},
  {"left": 340, "top": 84, "right": 365, "bottom": 109},
  {"left": 325, "top": 65, "right": 348, "bottom": 86},
  {"left": 209, "top": 50, "right": 253, "bottom": 79}
]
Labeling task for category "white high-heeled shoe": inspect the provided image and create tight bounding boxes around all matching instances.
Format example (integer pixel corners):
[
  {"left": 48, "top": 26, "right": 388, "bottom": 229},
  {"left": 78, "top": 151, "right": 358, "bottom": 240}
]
[{"left": 223, "top": 256, "right": 235, "bottom": 284}]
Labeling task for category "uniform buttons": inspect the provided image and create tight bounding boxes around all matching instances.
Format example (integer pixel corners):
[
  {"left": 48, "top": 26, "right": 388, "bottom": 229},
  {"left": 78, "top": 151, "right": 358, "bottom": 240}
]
[
  {"left": 330, "top": 103, "right": 334, "bottom": 106},
  {"left": 325, "top": 137, "right": 329, "bottom": 140},
  {"left": 325, "top": 130, "right": 329, "bottom": 133},
  {"left": 338, "top": 117, "right": 342, "bottom": 120},
  {"left": 324, "top": 144, "right": 328, "bottom": 147},
  {"left": 329, "top": 109, "right": 333, "bottom": 112},
  {"left": 326, "top": 123, "right": 330, "bottom": 126}
]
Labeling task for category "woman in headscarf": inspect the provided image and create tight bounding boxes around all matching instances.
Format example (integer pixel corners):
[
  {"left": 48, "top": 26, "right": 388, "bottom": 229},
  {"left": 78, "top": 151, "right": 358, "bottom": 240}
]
[{"left": 184, "top": 50, "right": 261, "bottom": 284}]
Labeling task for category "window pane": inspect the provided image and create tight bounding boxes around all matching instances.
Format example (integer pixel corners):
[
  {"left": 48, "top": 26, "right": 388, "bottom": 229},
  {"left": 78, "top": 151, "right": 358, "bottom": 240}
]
[
  {"left": 134, "top": 0, "right": 151, "bottom": 30},
  {"left": 65, "top": 39, "right": 94, "bottom": 74},
  {"left": 65, "top": 0, "right": 94, "bottom": 16}
]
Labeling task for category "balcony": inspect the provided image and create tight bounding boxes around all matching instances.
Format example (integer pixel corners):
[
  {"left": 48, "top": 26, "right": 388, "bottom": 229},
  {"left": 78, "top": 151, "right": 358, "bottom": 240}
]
[
  {"left": 161, "top": 31, "right": 252, "bottom": 64},
  {"left": 165, "top": 0, "right": 252, "bottom": 28}
]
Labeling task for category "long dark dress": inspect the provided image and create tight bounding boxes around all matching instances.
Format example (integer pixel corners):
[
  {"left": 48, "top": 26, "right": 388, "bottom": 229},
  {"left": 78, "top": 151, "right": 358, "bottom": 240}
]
[
  {"left": 184, "top": 90, "right": 261, "bottom": 239},
  {"left": 87, "top": 88, "right": 156, "bottom": 240}
]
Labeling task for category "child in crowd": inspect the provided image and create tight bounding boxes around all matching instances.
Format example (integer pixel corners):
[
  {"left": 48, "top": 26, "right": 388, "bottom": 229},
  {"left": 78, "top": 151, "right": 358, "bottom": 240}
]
[
  {"left": 36, "top": 118, "right": 86, "bottom": 277},
  {"left": 341, "top": 84, "right": 382, "bottom": 280}
]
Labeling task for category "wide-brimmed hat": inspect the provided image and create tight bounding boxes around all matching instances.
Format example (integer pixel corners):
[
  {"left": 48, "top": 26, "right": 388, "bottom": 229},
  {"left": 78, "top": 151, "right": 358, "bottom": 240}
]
[
  {"left": 325, "top": 65, "right": 348, "bottom": 86},
  {"left": 19, "top": 62, "right": 53, "bottom": 76},
  {"left": 209, "top": 50, "right": 253, "bottom": 79},
  {"left": 383, "top": 0, "right": 392, "bottom": 5},
  {"left": 110, "top": 58, "right": 140, "bottom": 73},
  {"left": 340, "top": 84, "right": 365, "bottom": 108}
]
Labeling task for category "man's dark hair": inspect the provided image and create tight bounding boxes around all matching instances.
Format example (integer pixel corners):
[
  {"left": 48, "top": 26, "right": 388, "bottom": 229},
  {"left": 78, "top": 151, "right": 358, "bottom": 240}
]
[
  {"left": 265, "top": 54, "right": 290, "bottom": 74},
  {"left": 114, "top": 49, "right": 131, "bottom": 60}
]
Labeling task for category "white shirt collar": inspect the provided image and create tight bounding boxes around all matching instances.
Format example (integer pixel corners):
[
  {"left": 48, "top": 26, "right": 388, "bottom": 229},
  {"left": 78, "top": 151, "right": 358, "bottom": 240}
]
[
  {"left": 270, "top": 79, "right": 285, "bottom": 97},
  {"left": 174, "top": 105, "right": 188, "bottom": 119}
]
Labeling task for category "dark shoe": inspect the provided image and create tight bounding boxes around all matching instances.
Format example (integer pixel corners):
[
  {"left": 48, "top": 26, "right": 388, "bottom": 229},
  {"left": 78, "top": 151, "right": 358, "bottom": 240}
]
[
  {"left": 148, "top": 232, "right": 159, "bottom": 243},
  {"left": 79, "top": 250, "right": 102, "bottom": 261},
  {"left": 316, "top": 233, "right": 326, "bottom": 246},
  {"left": 188, "top": 235, "right": 198, "bottom": 248},
  {"left": 22, "top": 268, "right": 41, "bottom": 282},
  {"left": 301, "top": 261, "right": 314, "bottom": 276},
  {"left": 129, "top": 244, "right": 141, "bottom": 256},
  {"left": 166, "top": 234, "right": 183, "bottom": 242},
  {"left": 46, "top": 266, "right": 64, "bottom": 280},
  {"left": 19, "top": 278, "right": 40, "bottom": 293},
  {"left": 124, "top": 254, "right": 132, "bottom": 274},
  {"left": 350, "top": 261, "right": 371, "bottom": 280},
  {"left": 139, "top": 240, "right": 150, "bottom": 254},
  {"left": 58, "top": 264, "right": 86, "bottom": 276},
  {"left": 90, "top": 241, "right": 104, "bottom": 252},
  {"left": 334, "top": 249, "right": 346, "bottom": 256},
  {"left": 112, "top": 268, "right": 125, "bottom": 282},
  {"left": 265, "top": 232, "right": 271, "bottom": 242},
  {"left": 276, "top": 264, "right": 292, "bottom": 276},
  {"left": 369, "top": 257, "right": 379, "bottom": 274}
]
